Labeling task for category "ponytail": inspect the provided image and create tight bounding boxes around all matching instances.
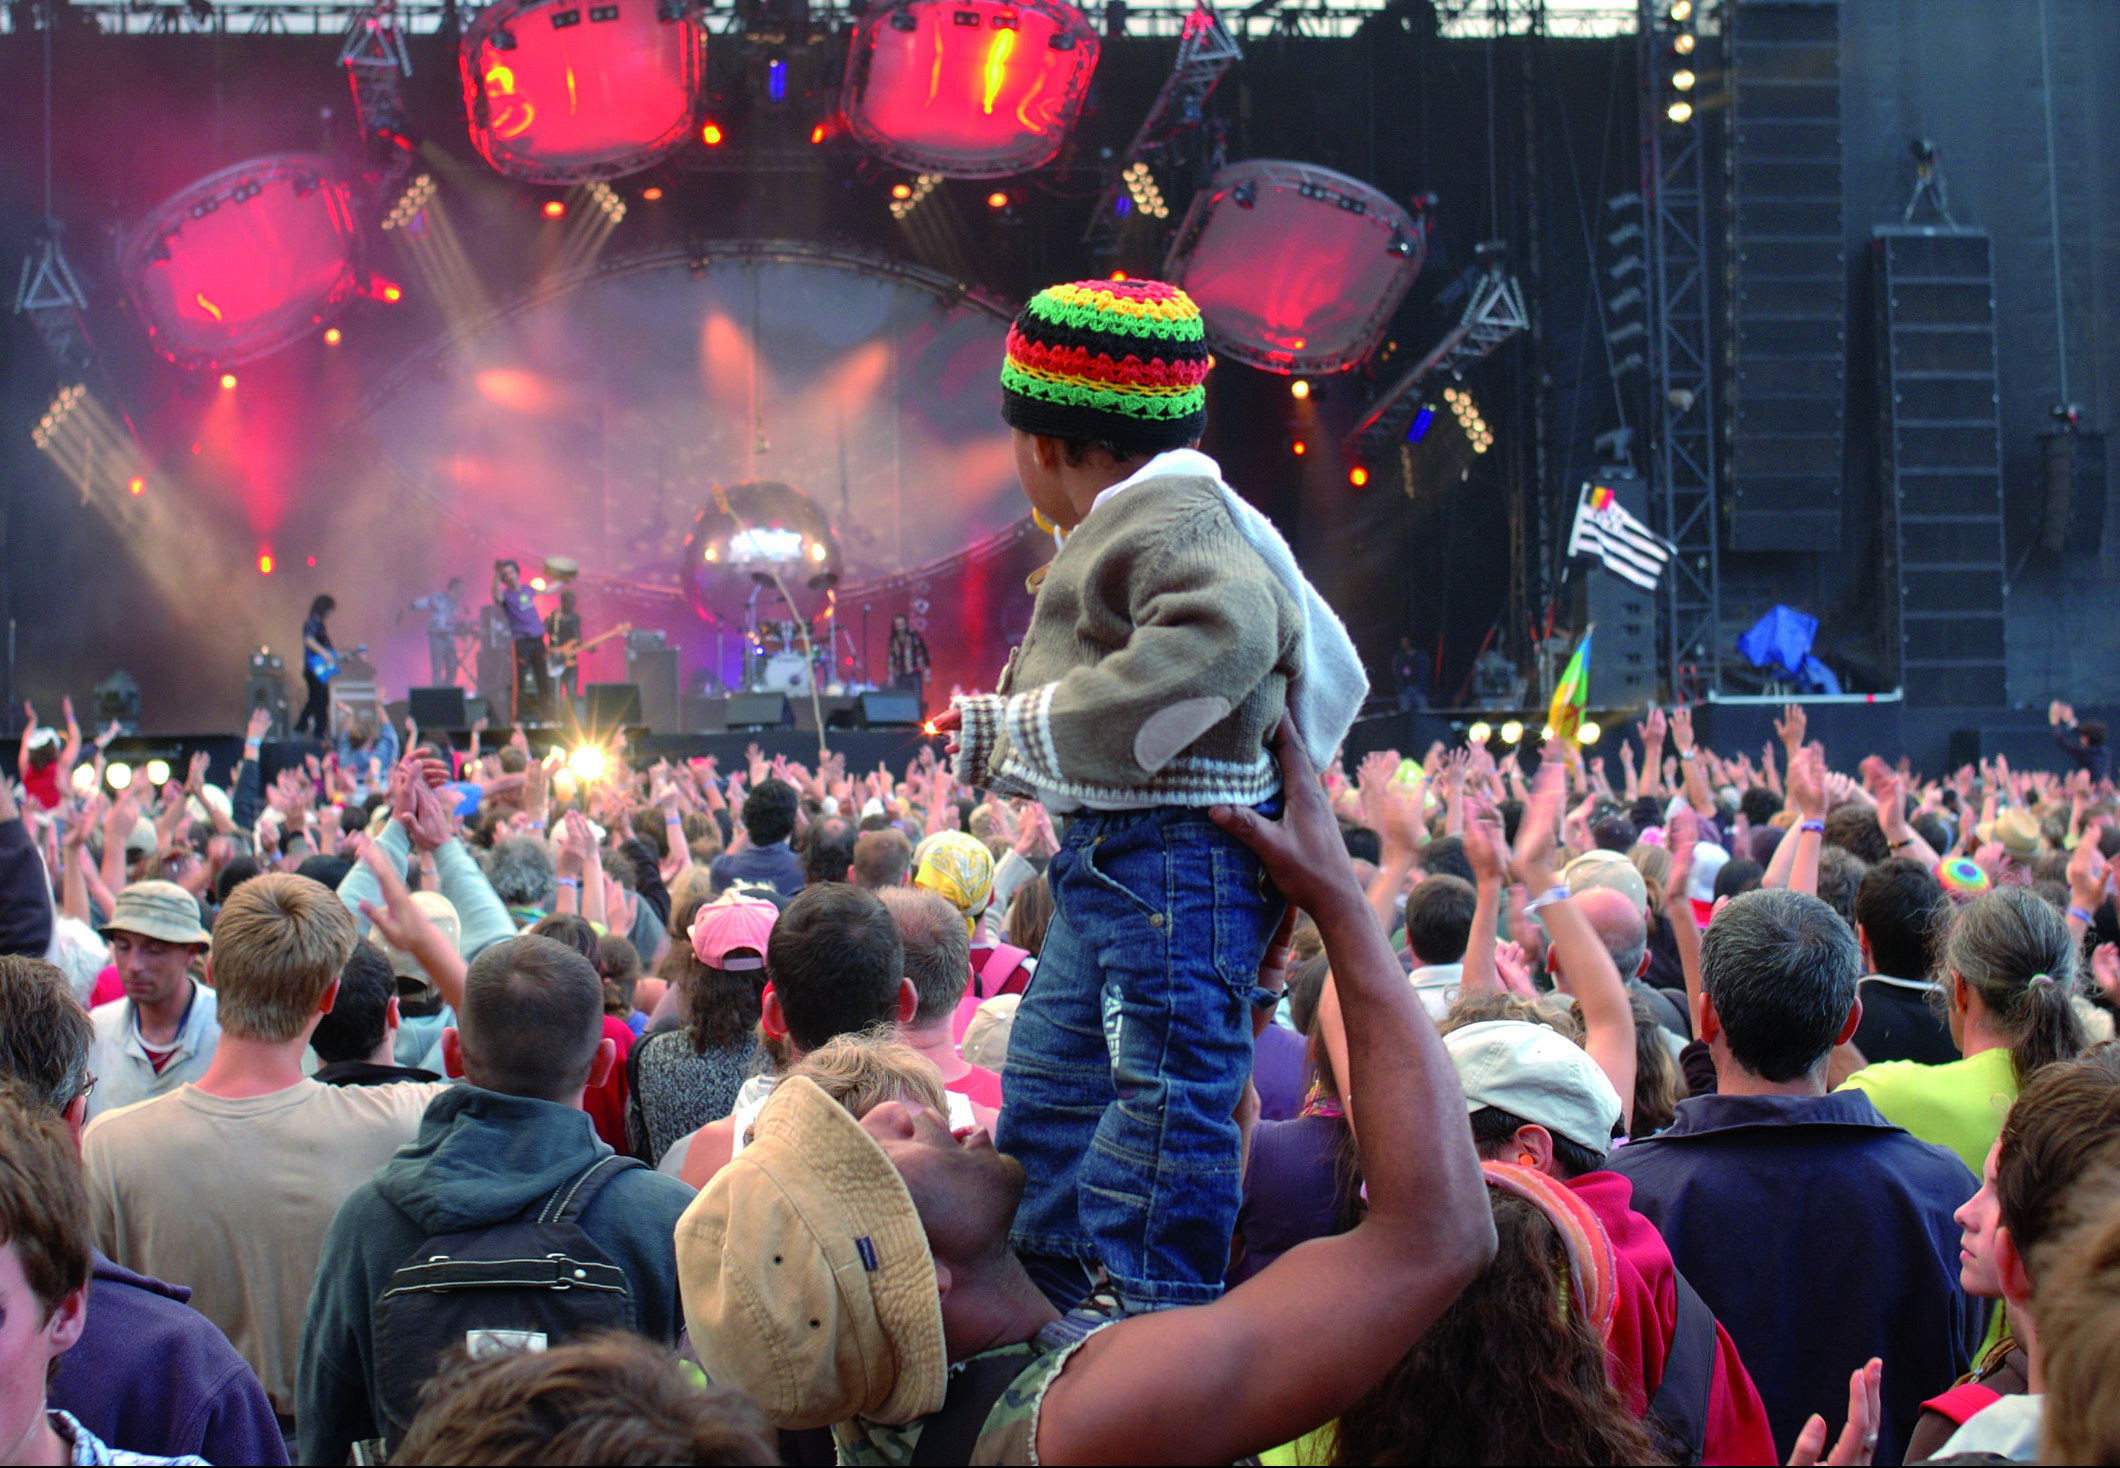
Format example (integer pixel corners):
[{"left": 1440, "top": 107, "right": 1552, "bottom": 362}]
[
  {"left": 1944, "top": 888, "right": 2090, "bottom": 1085},
  {"left": 2011, "top": 971, "right": 2090, "bottom": 1083}
]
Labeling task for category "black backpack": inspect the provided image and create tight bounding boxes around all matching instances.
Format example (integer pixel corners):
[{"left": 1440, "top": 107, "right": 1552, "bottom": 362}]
[{"left": 371, "top": 1154, "right": 645, "bottom": 1451}]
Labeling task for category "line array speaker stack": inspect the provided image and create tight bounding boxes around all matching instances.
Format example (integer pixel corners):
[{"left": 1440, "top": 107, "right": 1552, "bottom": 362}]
[
  {"left": 1581, "top": 473, "right": 1658, "bottom": 711},
  {"left": 1873, "top": 226, "right": 2008, "bottom": 707},
  {"left": 1725, "top": 0, "right": 1846, "bottom": 552}
]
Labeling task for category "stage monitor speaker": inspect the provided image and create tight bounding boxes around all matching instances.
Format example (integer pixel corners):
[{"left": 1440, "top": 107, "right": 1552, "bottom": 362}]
[
  {"left": 684, "top": 695, "right": 728, "bottom": 734},
  {"left": 627, "top": 646, "right": 680, "bottom": 730},
  {"left": 858, "top": 690, "right": 922, "bottom": 728},
  {"left": 243, "top": 677, "right": 289, "bottom": 737},
  {"left": 584, "top": 682, "right": 644, "bottom": 728},
  {"left": 724, "top": 693, "right": 792, "bottom": 730},
  {"left": 408, "top": 686, "right": 468, "bottom": 729}
]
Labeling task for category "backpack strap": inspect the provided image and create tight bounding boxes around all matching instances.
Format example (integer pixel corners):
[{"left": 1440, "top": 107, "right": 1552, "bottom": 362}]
[
  {"left": 538, "top": 1154, "right": 645, "bottom": 1227},
  {"left": 1920, "top": 1381, "right": 2004, "bottom": 1428},
  {"left": 906, "top": 1348, "right": 1040, "bottom": 1467},
  {"left": 977, "top": 944, "right": 1030, "bottom": 998},
  {"left": 1648, "top": 1269, "right": 1717, "bottom": 1466}
]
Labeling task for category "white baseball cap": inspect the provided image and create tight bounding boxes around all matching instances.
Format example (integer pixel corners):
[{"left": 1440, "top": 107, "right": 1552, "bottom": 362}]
[
  {"left": 1561, "top": 849, "right": 1649, "bottom": 914},
  {"left": 1444, "top": 1020, "right": 1623, "bottom": 1156}
]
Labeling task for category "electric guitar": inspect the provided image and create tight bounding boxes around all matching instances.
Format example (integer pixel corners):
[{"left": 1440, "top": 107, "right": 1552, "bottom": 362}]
[
  {"left": 306, "top": 643, "right": 367, "bottom": 683},
  {"left": 547, "top": 624, "right": 632, "bottom": 681}
]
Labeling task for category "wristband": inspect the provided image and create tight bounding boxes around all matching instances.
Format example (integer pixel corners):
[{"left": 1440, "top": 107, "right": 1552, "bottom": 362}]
[
  {"left": 1679, "top": 749, "right": 1697, "bottom": 762},
  {"left": 1523, "top": 884, "right": 1572, "bottom": 915},
  {"left": 556, "top": 877, "right": 581, "bottom": 890},
  {"left": 1799, "top": 819, "right": 1825, "bottom": 834},
  {"left": 1890, "top": 836, "right": 1917, "bottom": 850},
  {"left": 2070, "top": 905, "right": 2097, "bottom": 927}
]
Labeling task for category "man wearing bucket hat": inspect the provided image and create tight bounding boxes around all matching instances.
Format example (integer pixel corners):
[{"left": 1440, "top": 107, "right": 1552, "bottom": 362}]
[
  {"left": 84, "top": 880, "right": 217, "bottom": 1119},
  {"left": 677, "top": 721, "right": 1494, "bottom": 1464}
]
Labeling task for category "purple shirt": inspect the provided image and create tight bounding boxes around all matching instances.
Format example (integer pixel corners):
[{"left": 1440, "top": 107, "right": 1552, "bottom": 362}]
[{"left": 497, "top": 584, "right": 543, "bottom": 640}]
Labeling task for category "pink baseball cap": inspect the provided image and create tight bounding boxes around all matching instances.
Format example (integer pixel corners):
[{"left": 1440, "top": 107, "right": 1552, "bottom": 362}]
[{"left": 690, "top": 895, "right": 779, "bottom": 971}]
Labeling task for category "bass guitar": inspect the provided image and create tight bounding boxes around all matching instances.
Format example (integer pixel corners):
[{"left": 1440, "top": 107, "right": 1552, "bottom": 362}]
[{"left": 547, "top": 624, "right": 633, "bottom": 681}]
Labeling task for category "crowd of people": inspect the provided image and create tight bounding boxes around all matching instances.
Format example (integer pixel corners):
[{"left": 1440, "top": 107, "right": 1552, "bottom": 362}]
[
  {"left": 3, "top": 694, "right": 2118, "bottom": 1465},
  {"left": 5, "top": 276, "right": 2120, "bottom": 1467}
]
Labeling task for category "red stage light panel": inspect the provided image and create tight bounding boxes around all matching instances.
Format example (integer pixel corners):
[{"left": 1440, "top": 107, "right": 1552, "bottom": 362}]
[
  {"left": 462, "top": 0, "right": 707, "bottom": 185},
  {"left": 842, "top": 0, "right": 1099, "bottom": 178},
  {"left": 1165, "top": 160, "right": 1425, "bottom": 376},
  {"left": 122, "top": 155, "right": 362, "bottom": 369}
]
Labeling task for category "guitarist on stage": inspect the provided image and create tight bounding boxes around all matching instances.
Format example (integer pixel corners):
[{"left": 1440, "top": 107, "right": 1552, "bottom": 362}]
[
  {"left": 547, "top": 590, "right": 583, "bottom": 707},
  {"left": 296, "top": 594, "right": 338, "bottom": 737}
]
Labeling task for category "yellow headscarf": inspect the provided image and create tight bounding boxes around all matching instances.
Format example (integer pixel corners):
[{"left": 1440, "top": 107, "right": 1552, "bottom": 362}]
[{"left": 913, "top": 831, "right": 995, "bottom": 938}]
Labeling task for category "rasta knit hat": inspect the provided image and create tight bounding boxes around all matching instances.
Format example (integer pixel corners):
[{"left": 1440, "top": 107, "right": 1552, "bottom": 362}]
[{"left": 1000, "top": 278, "right": 1210, "bottom": 453}]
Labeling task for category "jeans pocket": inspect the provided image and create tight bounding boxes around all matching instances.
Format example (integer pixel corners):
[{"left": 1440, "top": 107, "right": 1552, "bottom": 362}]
[
  {"left": 1073, "top": 833, "right": 1165, "bottom": 924},
  {"left": 1206, "top": 839, "right": 1275, "bottom": 995}
]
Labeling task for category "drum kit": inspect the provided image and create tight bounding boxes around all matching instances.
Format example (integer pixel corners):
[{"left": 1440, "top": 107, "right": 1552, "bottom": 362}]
[{"left": 740, "top": 583, "right": 863, "bottom": 696}]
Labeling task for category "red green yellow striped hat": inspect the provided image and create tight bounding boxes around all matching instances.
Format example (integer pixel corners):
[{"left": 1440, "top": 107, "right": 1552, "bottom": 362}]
[{"left": 1000, "top": 278, "right": 1210, "bottom": 453}]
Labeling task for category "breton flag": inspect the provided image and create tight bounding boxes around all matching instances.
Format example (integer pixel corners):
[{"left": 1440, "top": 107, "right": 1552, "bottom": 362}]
[{"left": 1568, "top": 481, "right": 1674, "bottom": 591}]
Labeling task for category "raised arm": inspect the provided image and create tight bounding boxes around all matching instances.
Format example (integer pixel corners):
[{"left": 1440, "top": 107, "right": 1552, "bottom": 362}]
[
  {"left": 1670, "top": 706, "right": 1716, "bottom": 818},
  {"left": 1516, "top": 743, "right": 1637, "bottom": 1125},
  {"left": 1456, "top": 801, "right": 1510, "bottom": 1001},
  {"left": 1037, "top": 721, "right": 1495, "bottom": 1465},
  {"left": 1765, "top": 745, "right": 1825, "bottom": 897}
]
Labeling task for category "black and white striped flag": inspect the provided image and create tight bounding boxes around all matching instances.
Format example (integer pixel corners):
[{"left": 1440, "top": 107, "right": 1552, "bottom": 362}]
[{"left": 1568, "top": 481, "right": 1674, "bottom": 590}]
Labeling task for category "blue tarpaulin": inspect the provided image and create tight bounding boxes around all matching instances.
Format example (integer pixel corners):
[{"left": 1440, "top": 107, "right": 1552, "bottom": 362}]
[{"left": 1738, "top": 606, "right": 1840, "bottom": 694}]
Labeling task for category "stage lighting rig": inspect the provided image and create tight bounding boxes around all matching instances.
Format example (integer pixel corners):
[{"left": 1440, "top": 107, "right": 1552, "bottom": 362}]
[
  {"left": 340, "top": 0, "right": 415, "bottom": 186},
  {"left": 1082, "top": 3, "right": 1238, "bottom": 254},
  {"left": 842, "top": 0, "right": 1100, "bottom": 177},
  {"left": 14, "top": 221, "right": 94, "bottom": 375},
  {"left": 381, "top": 172, "right": 437, "bottom": 230},
  {"left": 1344, "top": 246, "right": 1526, "bottom": 456}
]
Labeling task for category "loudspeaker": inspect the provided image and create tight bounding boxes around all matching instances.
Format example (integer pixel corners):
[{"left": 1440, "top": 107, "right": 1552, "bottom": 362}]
[
  {"left": 2037, "top": 429, "right": 2107, "bottom": 556},
  {"left": 409, "top": 686, "right": 468, "bottom": 729},
  {"left": 684, "top": 695, "right": 728, "bottom": 734},
  {"left": 584, "top": 682, "right": 643, "bottom": 728},
  {"left": 1586, "top": 569, "right": 1658, "bottom": 712},
  {"left": 857, "top": 690, "right": 922, "bottom": 728},
  {"left": 476, "top": 646, "right": 515, "bottom": 713},
  {"left": 723, "top": 693, "right": 792, "bottom": 730},
  {"left": 627, "top": 646, "right": 680, "bottom": 730},
  {"left": 243, "top": 676, "right": 288, "bottom": 737}
]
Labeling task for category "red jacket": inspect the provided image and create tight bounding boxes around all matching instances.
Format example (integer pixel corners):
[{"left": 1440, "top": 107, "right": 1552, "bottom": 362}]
[{"left": 1569, "top": 1169, "right": 1778, "bottom": 1466}]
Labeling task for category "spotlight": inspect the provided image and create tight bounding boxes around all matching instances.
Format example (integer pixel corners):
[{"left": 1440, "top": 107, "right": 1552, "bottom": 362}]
[
  {"left": 1292, "top": 441, "right": 1307, "bottom": 456},
  {"left": 922, "top": 719, "right": 940, "bottom": 736},
  {"left": 258, "top": 552, "right": 274, "bottom": 575},
  {"left": 323, "top": 327, "right": 342, "bottom": 346},
  {"left": 1121, "top": 161, "right": 1168, "bottom": 220},
  {"left": 127, "top": 476, "right": 146, "bottom": 495},
  {"left": 1467, "top": 721, "right": 1493, "bottom": 743},
  {"left": 887, "top": 172, "right": 942, "bottom": 220},
  {"left": 700, "top": 121, "right": 725, "bottom": 145},
  {"left": 219, "top": 373, "right": 238, "bottom": 390},
  {"left": 106, "top": 762, "right": 134, "bottom": 791},
  {"left": 530, "top": 576, "right": 548, "bottom": 591},
  {"left": 1290, "top": 380, "right": 1312, "bottom": 401},
  {"left": 144, "top": 758, "right": 173, "bottom": 788},
  {"left": 542, "top": 199, "right": 567, "bottom": 218},
  {"left": 381, "top": 173, "right": 436, "bottom": 232},
  {"left": 567, "top": 744, "right": 610, "bottom": 782},
  {"left": 377, "top": 281, "right": 404, "bottom": 303},
  {"left": 642, "top": 187, "right": 664, "bottom": 201},
  {"left": 1499, "top": 720, "right": 1525, "bottom": 746},
  {"left": 986, "top": 190, "right": 1010, "bottom": 209},
  {"left": 811, "top": 123, "right": 828, "bottom": 145},
  {"left": 891, "top": 183, "right": 913, "bottom": 199},
  {"left": 1672, "top": 69, "right": 1696, "bottom": 90},
  {"left": 1109, "top": 270, "right": 1128, "bottom": 281},
  {"left": 1407, "top": 404, "right": 1435, "bottom": 443},
  {"left": 1669, "top": 0, "right": 1692, "bottom": 19},
  {"left": 1577, "top": 719, "right": 1604, "bottom": 746},
  {"left": 1667, "top": 100, "right": 1694, "bottom": 124},
  {"left": 1673, "top": 31, "right": 1695, "bottom": 54},
  {"left": 1348, "top": 467, "right": 1369, "bottom": 488},
  {"left": 69, "top": 764, "right": 96, "bottom": 795}
]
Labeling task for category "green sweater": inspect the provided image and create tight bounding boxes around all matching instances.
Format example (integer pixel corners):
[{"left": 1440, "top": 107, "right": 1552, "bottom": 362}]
[{"left": 955, "top": 473, "right": 1305, "bottom": 809}]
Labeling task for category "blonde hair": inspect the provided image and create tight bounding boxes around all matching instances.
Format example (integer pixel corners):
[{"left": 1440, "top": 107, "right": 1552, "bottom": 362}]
[
  {"left": 207, "top": 873, "right": 357, "bottom": 1041},
  {"left": 666, "top": 866, "right": 716, "bottom": 931},
  {"left": 1630, "top": 845, "right": 1672, "bottom": 917},
  {"left": 738, "top": 1032, "right": 949, "bottom": 1149},
  {"left": 784, "top": 1032, "right": 948, "bottom": 1121}
]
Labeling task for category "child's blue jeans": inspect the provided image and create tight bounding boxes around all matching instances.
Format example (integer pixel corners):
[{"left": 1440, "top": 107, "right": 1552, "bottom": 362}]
[{"left": 995, "top": 801, "right": 1280, "bottom": 1312}]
